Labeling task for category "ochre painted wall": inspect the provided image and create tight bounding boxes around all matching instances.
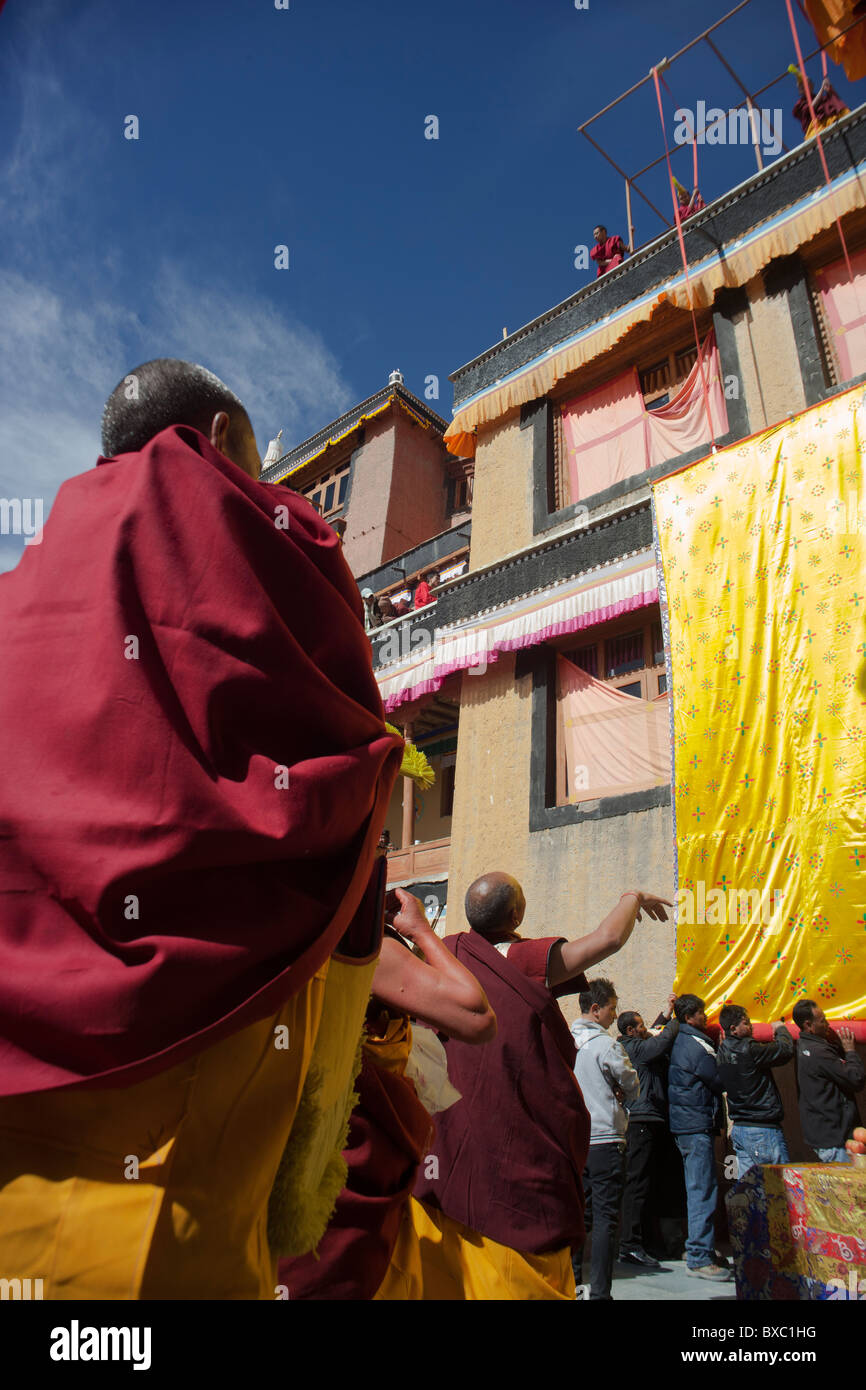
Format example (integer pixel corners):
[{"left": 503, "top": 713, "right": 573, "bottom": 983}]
[
  {"left": 448, "top": 654, "right": 677, "bottom": 1027},
  {"left": 733, "top": 272, "right": 808, "bottom": 431},
  {"left": 468, "top": 411, "right": 533, "bottom": 572}
]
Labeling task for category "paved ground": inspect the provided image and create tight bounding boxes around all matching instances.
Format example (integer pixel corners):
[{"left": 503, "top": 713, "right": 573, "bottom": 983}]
[
  {"left": 575, "top": 1247, "right": 738, "bottom": 1300},
  {"left": 608, "top": 1257, "right": 737, "bottom": 1301}
]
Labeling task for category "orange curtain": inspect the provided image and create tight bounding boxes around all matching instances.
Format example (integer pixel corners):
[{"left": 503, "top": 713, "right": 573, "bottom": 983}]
[
  {"left": 816, "top": 245, "right": 866, "bottom": 382},
  {"left": 556, "top": 656, "right": 671, "bottom": 804},
  {"left": 804, "top": 0, "right": 866, "bottom": 80},
  {"left": 561, "top": 332, "right": 727, "bottom": 501},
  {"left": 560, "top": 368, "right": 647, "bottom": 502},
  {"left": 645, "top": 331, "right": 728, "bottom": 468}
]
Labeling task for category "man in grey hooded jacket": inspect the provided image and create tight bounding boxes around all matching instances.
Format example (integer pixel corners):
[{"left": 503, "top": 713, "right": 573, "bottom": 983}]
[{"left": 571, "top": 977, "right": 639, "bottom": 1299}]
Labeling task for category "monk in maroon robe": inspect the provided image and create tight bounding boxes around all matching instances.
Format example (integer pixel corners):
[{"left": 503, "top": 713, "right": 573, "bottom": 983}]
[
  {"left": 791, "top": 71, "right": 850, "bottom": 138},
  {"left": 279, "top": 889, "right": 495, "bottom": 1299},
  {"left": 590, "top": 225, "right": 627, "bottom": 277},
  {"left": 410, "top": 874, "right": 671, "bottom": 1297},
  {"left": 0, "top": 358, "right": 403, "bottom": 1298}
]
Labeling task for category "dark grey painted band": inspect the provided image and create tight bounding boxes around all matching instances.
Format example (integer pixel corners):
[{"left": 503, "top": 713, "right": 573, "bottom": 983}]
[{"left": 712, "top": 286, "right": 750, "bottom": 443}]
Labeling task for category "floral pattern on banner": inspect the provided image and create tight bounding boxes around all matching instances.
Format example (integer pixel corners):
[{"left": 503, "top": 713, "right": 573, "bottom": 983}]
[
  {"left": 727, "top": 1165, "right": 866, "bottom": 1300},
  {"left": 652, "top": 383, "right": 866, "bottom": 1022}
]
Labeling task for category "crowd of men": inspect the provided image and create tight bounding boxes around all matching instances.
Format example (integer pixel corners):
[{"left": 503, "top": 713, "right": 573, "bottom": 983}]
[{"left": 569, "top": 982, "right": 865, "bottom": 1297}]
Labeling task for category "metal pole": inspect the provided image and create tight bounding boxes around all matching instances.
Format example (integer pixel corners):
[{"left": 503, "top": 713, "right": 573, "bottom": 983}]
[
  {"left": 747, "top": 97, "right": 764, "bottom": 171},
  {"left": 625, "top": 178, "right": 635, "bottom": 252}
]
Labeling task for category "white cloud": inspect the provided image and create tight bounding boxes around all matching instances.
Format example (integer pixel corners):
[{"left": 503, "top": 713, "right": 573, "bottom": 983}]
[
  {"left": 0, "top": 266, "right": 354, "bottom": 572},
  {"left": 0, "top": 4, "right": 355, "bottom": 572}
]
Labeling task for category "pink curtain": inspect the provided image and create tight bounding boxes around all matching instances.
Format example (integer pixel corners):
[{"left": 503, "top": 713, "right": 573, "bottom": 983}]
[
  {"left": 645, "top": 331, "right": 728, "bottom": 468},
  {"left": 556, "top": 655, "right": 671, "bottom": 804},
  {"left": 560, "top": 368, "right": 647, "bottom": 501},
  {"left": 817, "top": 246, "right": 866, "bottom": 382},
  {"left": 561, "top": 331, "right": 727, "bottom": 500}
]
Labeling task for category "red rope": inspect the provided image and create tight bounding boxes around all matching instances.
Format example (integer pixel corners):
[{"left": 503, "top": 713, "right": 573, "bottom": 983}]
[
  {"left": 660, "top": 73, "right": 699, "bottom": 194},
  {"left": 786, "top": 0, "right": 866, "bottom": 365},
  {"left": 651, "top": 66, "right": 717, "bottom": 452},
  {"left": 786, "top": 0, "right": 855, "bottom": 285}
]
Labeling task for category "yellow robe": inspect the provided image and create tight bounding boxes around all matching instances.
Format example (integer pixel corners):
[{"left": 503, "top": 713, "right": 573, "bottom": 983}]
[
  {"left": 0, "top": 969, "right": 328, "bottom": 1300},
  {"left": 375, "top": 1195, "right": 576, "bottom": 1301}
]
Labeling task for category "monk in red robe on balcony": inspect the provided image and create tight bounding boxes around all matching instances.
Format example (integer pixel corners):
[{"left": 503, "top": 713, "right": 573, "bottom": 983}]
[
  {"left": 790, "top": 67, "right": 850, "bottom": 139},
  {"left": 590, "top": 225, "right": 628, "bottom": 277},
  {"left": 673, "top": 176, "right": 706, "bottom": 220}
]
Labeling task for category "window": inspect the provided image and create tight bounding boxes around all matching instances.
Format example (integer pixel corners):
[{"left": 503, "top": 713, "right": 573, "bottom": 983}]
[
  {"left": 812, "top": 244, "right": 866, "bottom": 386},
  {"left": 562, "top": 641, "right": 598, "bottom": 677},
  {"left": 554, "top": 326, "right": 724, "bottom": 507},
  {"left": 554, "top": 610, "right": 671, "bottom": 807},
  {"left": 605, "top": 630, "right": 645, "bottom": 677},
  {"left": 447, "top": 471, "right": 474, "bottom": 514},
  {"left": 304, "top": 463, "right": 350, "bottom": 516}
]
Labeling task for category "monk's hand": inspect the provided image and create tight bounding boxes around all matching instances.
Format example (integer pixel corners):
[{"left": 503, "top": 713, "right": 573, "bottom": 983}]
[
  {"left": 626, "top": 891, "right": 673, "bottom": 923},
  {"left": 387, "top": 887, "right": 435, "bottom": 951}
]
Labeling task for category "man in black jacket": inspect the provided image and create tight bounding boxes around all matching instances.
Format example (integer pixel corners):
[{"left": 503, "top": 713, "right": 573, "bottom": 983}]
[
  {"left": 668, "top": 994, "right": 729, "bottom": 1280},
  {"left": 617, "top": 994, "right": 678, "bottom": 1267},
  {"left": 717, "top": 1004, "right": 793, "bottom": 1178},
  {"left": 792, "top": 999, "right": 865, "bottom": 1162}
]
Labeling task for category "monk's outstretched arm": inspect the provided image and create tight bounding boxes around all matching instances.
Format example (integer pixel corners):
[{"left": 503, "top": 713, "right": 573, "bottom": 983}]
[
  {"left": 546, "top": 891, "right": 672, "bottom": 989},
  {"left": 373, "top": 889, "right": 497, "bottom": 1044}
]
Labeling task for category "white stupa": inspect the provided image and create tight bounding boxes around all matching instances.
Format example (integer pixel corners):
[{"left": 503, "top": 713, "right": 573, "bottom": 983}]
[{"left": 263, "top": 429, "right": 284, "bottom": 467}]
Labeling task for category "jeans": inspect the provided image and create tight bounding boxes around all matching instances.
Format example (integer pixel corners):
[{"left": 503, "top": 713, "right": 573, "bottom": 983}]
[
  {"left": 620, "top": 1121, "right": 667, "bottom": 1249},
  {"left": 816, "top": 1145, "right": 851, "bottom": 1164},
  {"left": 572, "top": 1141, "right": 626, "bottom": 1299},
  {"left": 731, "top": 1124, "right": 789, "bottom": 1179},
  {"left": 674, "top": 1132, "right": 718, "bottom": 1269}
]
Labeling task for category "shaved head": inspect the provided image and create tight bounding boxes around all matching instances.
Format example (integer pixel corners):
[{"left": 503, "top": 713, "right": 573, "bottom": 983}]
[
  {"left": 465, "top": 872, "right": 525, "bottom": 938},
  {"left": 101, "top": 358, "right": 261, "bottom": 479}
]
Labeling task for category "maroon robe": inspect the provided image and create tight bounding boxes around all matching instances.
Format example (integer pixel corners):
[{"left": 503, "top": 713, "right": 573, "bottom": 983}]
[
  {"left": 278, "top": 1025, "right": 433, "bottom": 1300},
  {"left": 413, "top": 931, "right": 591, "bottom": 1254},
  {"left": 590, "top": 235, "right": 626, "bottom": 277},
  {"left": 793, "top": 79, "right": 849, "bottom": 135},
  {"left": 0, "top": 425, "right": 402, "bottom": 1095}
]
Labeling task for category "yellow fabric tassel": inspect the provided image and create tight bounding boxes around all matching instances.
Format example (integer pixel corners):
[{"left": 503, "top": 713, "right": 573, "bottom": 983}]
[
  {"left": 385, "top": 722, "right": 436, "bottom": 790},
  {"left": 267, "top": 1030, "right": 364, "bottom": 1258}
]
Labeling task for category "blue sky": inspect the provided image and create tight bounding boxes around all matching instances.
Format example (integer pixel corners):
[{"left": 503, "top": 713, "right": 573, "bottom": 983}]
[{"left": 0, "top": 0, "right": 862, "bottom": 567}]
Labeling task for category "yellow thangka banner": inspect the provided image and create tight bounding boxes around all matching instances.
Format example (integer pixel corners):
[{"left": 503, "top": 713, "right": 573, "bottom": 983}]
[{"left": 652, "top": 383, "right": 866, "bottom": 1023}]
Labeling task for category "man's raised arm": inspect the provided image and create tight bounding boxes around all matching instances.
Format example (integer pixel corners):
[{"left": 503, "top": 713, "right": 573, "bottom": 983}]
[{"left": 547, "top": 891, "right": 672, "bottom": 990}]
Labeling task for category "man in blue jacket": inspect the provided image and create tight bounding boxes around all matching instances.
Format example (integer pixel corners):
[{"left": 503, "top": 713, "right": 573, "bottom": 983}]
[{"left": 668, "top": 994, "right": 730, "bottom": 1281}]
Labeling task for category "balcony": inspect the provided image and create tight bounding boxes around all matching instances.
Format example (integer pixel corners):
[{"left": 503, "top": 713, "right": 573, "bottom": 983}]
[{"left": 386, "top": 835, "right": 451, "bottom": 884}]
